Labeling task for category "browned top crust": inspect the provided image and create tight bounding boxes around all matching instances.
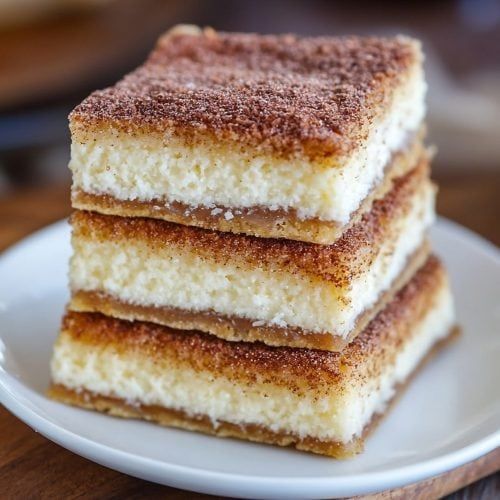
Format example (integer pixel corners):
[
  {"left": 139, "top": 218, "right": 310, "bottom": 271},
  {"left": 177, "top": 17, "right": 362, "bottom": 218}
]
[
  {"left": 70, "top": 26, "right": 421, "bottom": 159},
  {"left": 71, "top": 156, "right": 430, "bottom": 286},
  {"left": 62, "top": 256, "right": 446, "bottom": 393}
]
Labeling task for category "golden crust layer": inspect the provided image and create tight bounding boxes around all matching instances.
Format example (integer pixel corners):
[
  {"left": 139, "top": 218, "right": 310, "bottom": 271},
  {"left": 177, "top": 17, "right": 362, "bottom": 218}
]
[
  {"left": 63, "top": 256, "right": 444, "bottom": 391},
  {"left": 71, "top": 156, "right": 431, "bottom": 287},
  {"left": 71, "top": 133, "right": 424, "bottom": 245},
  {"left": 69, "top": 240, "right": 430, "bottom": 351},
  {"left": 48, "top": 383, "right": 363, "bottom": 458},
  {"left": 70, "top": 26, "right": 422, "bottom": 160}
]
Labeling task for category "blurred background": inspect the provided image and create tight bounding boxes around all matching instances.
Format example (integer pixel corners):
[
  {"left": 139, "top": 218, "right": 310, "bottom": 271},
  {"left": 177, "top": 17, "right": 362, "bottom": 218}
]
[{"left": 0, "top": 0, "right": 499, "bottom": 244}]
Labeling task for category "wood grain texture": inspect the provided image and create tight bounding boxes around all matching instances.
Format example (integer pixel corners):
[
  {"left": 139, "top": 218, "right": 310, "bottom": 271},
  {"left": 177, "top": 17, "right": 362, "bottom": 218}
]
[
  {"left": 0, "top": 173, "right": 499, "bottom": 499},
  {"left": 355, "top": 449, "right": 500, "bottom": 500}
]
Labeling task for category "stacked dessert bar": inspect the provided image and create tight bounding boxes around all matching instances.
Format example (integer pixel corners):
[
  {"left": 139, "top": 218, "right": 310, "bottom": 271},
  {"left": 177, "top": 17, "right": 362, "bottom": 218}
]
[{"left": 49, "top": 26, "right": 456, "bottom": 458}]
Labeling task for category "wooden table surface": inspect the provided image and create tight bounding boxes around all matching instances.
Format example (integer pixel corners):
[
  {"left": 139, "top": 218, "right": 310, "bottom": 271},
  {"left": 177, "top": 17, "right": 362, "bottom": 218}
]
[{"left": 0, "top": 173, "right": 499, "bottom": 499}]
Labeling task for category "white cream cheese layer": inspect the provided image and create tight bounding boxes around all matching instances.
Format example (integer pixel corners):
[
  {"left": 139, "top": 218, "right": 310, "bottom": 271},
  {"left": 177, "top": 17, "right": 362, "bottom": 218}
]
[
  {"left": 70, "top": 69, "right": 425, "bottom": 224},
  {"left": 51, "top": 281, "right": 453, "bottom": 443},
  {"left": 339, "top": 285, "right": 454, "bottom": 440}
]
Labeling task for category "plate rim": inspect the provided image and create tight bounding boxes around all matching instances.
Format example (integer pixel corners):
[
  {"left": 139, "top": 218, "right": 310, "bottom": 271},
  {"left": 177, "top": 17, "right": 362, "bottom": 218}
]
[{"left": 0, "top": 217, "right": 499, "bottom": 499}]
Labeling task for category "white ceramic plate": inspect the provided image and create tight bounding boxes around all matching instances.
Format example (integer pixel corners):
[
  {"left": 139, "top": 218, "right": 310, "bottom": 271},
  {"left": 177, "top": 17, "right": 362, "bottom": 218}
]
[{"left": 0, "top": 218, "right": 499, "bottom": 499}]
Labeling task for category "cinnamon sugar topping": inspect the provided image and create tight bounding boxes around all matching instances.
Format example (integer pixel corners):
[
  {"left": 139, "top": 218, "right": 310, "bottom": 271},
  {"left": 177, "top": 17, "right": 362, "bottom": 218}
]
[{"left": 71, "top": 27, "right": 420, "bottom": 158}]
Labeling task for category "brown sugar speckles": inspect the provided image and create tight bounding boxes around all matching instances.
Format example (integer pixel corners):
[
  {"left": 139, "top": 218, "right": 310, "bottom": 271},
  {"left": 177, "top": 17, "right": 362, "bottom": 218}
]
[{"left": 70, "top": 28, "right": 420, "bottom": 158}]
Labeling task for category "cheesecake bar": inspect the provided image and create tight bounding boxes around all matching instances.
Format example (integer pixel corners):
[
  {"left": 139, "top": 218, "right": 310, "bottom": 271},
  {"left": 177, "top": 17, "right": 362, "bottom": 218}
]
[
  {"left": 70, "top": 25, "right": 426, "bottom": 244},
  {"left": 49, "top": 256, "right": 456, "bottom": 458},
  {"left": 69, "top": 157, "right": 434, "bottom": 351}
]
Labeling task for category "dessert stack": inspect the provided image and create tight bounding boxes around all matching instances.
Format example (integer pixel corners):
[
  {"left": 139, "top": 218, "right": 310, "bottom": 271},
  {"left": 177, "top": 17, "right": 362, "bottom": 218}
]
[{"left": 49, "top": 26, "right": 456, "bottom": 457}]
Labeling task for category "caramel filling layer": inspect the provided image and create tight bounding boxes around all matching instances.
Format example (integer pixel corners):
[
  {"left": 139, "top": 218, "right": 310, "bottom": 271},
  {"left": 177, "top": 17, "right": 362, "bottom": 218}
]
[{"left": 72, "top": 134, "right": 425, "bottom": 244}]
